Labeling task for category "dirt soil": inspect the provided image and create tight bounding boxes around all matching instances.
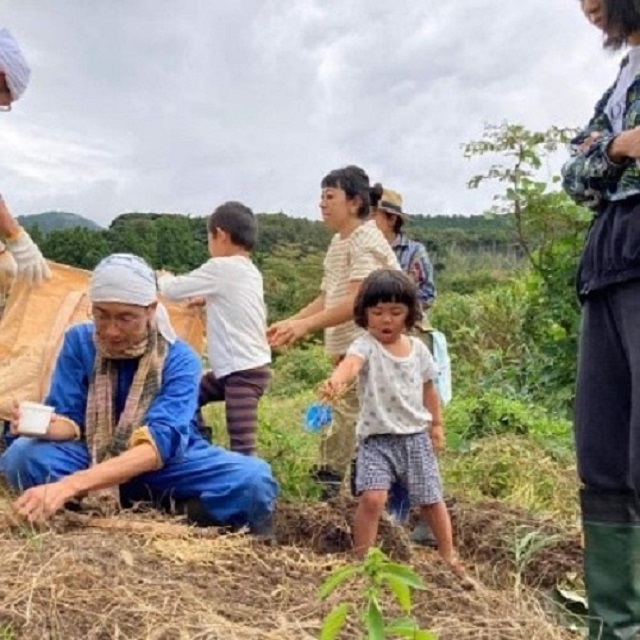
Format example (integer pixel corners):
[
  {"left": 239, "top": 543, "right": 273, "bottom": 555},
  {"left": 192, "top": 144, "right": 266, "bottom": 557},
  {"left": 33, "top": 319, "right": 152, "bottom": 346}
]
[{"left": 0, "top": 495, "right": 582, "bottom": 640}]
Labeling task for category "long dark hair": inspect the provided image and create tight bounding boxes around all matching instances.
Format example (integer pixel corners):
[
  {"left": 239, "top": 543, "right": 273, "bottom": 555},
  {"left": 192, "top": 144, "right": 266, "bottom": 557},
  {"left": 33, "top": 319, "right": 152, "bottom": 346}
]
[{"left": 602, "top": 0, "right": 640, "bottom": 49}]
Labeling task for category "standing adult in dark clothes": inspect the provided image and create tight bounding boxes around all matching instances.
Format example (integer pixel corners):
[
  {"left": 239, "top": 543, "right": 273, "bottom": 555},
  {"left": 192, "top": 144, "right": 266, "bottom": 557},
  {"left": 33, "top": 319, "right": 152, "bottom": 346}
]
[{"left": 562, "top": 1, "right": 640, "bottom": 637}]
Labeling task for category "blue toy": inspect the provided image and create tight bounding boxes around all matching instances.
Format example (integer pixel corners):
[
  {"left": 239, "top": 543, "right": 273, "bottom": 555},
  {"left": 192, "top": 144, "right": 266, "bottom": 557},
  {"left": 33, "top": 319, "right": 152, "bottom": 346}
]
[{"left": 304, "top": 403, "right": 334, "bottom": 433}]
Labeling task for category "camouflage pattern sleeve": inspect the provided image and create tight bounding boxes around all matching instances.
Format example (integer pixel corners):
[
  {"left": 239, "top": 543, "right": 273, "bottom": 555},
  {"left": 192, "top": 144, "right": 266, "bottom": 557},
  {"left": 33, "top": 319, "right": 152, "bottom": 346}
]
[{"left": 561, "top": 82, "right": 628, "bottom": 209}]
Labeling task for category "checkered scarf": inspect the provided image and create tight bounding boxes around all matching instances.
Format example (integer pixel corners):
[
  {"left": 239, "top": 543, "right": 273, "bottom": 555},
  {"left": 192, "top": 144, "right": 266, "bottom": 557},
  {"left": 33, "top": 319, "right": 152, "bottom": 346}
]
[{"left": 85, "top": 328, "right": 168, "bottom": 468}]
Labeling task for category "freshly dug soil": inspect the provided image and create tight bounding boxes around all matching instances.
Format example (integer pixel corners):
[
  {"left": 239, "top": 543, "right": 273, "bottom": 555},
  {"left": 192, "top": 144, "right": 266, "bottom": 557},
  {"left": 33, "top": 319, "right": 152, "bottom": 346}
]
[{"left": 0, "top": 496, "right": 581, "bottom": 640}]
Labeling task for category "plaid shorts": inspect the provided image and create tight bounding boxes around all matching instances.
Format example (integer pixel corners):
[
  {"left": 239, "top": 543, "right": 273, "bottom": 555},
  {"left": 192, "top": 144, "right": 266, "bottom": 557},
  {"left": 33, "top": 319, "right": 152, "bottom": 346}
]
[{"left": 355, "top": 432, "right": 443, "bottom": 506}]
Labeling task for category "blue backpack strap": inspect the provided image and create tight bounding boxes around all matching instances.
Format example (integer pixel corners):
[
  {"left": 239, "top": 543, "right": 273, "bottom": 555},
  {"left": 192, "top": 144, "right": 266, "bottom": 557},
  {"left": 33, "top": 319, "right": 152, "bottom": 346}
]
[{"left": 430, "top": 330, "right": 452, "bottom": 405}]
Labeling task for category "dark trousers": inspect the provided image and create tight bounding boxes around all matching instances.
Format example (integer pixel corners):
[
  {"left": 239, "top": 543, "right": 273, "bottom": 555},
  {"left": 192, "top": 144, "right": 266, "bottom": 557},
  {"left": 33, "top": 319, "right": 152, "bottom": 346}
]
[
  {"left": 576, "top": 281, "right": 640, "bottom": 639},
  {"left": 196, "top": 365, "right": 271, "bottom": 456},
  {"left": 576, "top": 280, "right": 640, "bottom": 491}
]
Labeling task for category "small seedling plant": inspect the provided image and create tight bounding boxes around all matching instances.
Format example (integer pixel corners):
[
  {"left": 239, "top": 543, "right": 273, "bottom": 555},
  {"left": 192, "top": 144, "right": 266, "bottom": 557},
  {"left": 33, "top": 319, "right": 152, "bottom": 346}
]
[{"left": 318, "top": 547, "right": 438, "bottom": 640}]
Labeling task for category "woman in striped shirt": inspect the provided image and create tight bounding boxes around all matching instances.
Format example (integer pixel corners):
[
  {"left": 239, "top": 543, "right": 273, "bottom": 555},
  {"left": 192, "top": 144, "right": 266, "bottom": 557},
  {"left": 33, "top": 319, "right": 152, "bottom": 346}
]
[{"left": 267, "top": 165, "right": 399, "bottom": 495}]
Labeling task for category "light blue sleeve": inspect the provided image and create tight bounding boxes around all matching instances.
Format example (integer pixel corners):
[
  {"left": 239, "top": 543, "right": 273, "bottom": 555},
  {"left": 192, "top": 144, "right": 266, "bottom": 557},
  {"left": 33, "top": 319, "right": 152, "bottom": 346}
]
[{"left": 415, "top": 339, "right": 437, "bottom": 383}]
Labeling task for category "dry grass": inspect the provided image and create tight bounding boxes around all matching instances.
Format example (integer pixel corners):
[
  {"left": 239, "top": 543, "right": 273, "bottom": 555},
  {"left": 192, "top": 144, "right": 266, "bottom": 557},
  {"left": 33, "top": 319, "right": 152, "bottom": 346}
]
[
  {"left": 443, "top": 435, "right": 579, "bottom": 524},
  {"left": 0, "top": 495, "right": 583, "bottom": 640}
]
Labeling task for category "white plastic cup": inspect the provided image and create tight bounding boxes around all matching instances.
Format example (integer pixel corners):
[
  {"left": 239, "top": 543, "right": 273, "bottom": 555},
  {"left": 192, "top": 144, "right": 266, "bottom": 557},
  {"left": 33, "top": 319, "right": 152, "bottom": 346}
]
[{"left": 18, "top": 401, "right": 54, "bottom": 436}]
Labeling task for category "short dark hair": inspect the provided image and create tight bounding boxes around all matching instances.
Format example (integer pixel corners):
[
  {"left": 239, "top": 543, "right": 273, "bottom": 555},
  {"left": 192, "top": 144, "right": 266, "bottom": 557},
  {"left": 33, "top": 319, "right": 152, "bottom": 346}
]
[
  {"left": 321, "top": 165, "right": 371, "bottom": 219},
  {"left": 354, "top": 269, "right": 420, "bottom": 330},
  {"left": 602, "top": 0, "right": 640, "bottom": 49},
  {"left": 370, "top": 182, "right": 404, "bottom": 234},
  {"left": 207, "top": 201, "right": 257, "bottom": 250}
]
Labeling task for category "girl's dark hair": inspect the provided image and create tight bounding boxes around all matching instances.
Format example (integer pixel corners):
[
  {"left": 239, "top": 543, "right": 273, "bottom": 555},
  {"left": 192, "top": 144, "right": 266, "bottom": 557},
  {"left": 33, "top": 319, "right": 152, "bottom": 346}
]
[
  {"left": 603, "top": 0, "right": 640, "bottom": 49},
  {"left": 354, "top": 269, "right": 420, "bottom": 330},
  {"left": 321, "top": 165, "right": 371, "bottom": 219}
]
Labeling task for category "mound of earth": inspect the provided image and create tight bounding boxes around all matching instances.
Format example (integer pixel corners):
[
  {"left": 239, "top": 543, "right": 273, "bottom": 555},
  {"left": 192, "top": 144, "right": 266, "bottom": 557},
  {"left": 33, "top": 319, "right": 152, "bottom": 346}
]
[
  {"left": 450, "top": 500, "right": 582, "bottom": 590},
  {"left": 0, "top": 497, "right": 581, "bottom": 640}
]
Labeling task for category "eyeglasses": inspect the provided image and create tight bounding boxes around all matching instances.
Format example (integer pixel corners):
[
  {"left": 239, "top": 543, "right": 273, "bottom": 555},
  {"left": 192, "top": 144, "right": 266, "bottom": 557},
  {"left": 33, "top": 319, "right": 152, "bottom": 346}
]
[{"left": 90, "top": 308, "right": 150, "bottom": 330}]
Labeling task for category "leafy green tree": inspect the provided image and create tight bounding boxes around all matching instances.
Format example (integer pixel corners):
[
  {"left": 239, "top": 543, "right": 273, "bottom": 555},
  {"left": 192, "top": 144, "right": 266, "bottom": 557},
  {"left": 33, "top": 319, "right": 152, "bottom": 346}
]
[
  {"left": 257, "top": 245, "right": 323, "bottom": 322},
  {"left": 41, "top": 227, "right": 111, "bottom": 270},
  {"left": 156, "top": 215, "right": 208, "bottom": 272},
  {"left": 464, "top": 122, "right": 591, "bottom": 413}
]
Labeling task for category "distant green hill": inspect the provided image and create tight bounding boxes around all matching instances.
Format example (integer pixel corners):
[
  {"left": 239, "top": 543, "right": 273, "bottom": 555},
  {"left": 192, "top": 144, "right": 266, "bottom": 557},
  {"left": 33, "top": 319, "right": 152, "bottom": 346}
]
[{"left": 17, "top": 211, "right": 102, "bottom": 233}]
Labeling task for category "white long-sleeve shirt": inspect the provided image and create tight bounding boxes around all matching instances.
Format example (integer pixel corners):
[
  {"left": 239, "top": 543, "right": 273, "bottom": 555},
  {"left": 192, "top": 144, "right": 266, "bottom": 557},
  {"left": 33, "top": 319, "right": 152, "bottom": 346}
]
[{"left": 158, "top": 256, "right": 271, "bottom": 378}]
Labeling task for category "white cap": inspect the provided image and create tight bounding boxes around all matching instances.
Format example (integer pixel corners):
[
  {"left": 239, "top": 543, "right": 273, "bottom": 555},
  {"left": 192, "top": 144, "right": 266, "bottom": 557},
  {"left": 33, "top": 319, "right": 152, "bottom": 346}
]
[{"left": 0, "top": 28, "right": 31, "bottom": 101}]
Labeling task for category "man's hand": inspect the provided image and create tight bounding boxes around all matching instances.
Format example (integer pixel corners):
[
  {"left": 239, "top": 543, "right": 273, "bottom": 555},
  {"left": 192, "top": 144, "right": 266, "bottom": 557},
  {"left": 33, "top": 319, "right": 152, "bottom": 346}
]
[
  {"left": 13, "top": 478, "right": 78, "bottom": 522},
  {"left": 6, "top": 228, "right": 51, "bottom": 286},
  {"left": 267, "top": 318, "right": 310, "bottom": 348},
  {"left": 7, "top": 400, "right": 48, "bottom": 437},
  {"left": 430, "top": 423, "right": 445, "bottom": 453},
  {"left": 8, "top": 399, "right": 19, "bottom": 435}
]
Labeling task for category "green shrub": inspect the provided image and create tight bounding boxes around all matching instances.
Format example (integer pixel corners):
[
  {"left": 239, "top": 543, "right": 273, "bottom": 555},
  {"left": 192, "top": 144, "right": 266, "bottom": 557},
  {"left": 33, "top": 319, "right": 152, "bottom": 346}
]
[
  {"left": 432, "top": 272, "right": 579, "bottom": 419},
  {"left": 444, "top": 390, "right": 573, "bottom": 455},
  {"left": 442, "top": 435, "right": 577, "bottom": 521},
  {"left": 269, "top": 343, "right": 333, "bottom": 397},
  {"left": 203, "top": 392, "right": 321, "bottom": 501}
]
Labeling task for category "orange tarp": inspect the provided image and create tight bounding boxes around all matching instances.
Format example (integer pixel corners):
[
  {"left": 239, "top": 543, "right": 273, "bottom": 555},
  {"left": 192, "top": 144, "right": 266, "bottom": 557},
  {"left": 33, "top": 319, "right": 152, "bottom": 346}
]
[{"left": 0, "top": 262, "right": 205, "bottom": 420}]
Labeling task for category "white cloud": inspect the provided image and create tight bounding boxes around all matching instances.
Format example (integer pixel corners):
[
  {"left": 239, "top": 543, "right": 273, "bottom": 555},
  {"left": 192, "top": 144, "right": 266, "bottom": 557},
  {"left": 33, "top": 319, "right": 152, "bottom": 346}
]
[{"left": 0, "top": 0, "right": 624, "bottom": 225}]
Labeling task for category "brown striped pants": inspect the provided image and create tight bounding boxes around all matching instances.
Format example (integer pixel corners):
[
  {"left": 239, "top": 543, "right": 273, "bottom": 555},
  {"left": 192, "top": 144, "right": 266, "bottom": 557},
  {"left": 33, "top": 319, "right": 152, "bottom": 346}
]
[{"left": 196, "top": 365, "right": 271, "bottom": 456}]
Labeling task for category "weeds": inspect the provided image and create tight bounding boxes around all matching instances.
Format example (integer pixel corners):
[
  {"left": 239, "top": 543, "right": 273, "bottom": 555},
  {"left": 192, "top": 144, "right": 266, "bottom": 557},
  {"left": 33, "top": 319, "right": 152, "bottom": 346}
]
[
  {"left": 203, "top": 392, "right": 321, "bottom": 500},
  {"left": 512, "top": 526, "right": 563, "bottom": 594},
  {"left": 0, "top": 624, "right": 15, "bottom": 640},
  {"left": 442, "top": 435, "right": 577, "bottom": 523}
]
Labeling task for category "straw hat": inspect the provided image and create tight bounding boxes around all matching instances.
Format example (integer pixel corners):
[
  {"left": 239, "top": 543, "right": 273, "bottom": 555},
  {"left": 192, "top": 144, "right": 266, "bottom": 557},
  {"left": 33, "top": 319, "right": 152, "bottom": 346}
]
[{"left": 377, "top": 188, "right": 409, "bottom": 220}]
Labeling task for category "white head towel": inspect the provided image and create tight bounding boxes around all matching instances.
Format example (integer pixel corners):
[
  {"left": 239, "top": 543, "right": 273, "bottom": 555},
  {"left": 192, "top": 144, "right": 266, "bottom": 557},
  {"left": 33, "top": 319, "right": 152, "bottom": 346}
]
[
  {"left": 90, "top": 253, "right": 177, "bottom": 344},
  {"left": 0, "top": 28, "right": 31, "bottom": 101}
]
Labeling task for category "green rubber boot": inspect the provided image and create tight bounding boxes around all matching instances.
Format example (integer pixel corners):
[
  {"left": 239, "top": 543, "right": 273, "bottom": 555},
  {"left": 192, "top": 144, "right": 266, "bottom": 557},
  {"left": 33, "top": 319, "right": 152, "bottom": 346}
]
[{"left": 581, "top": 488, "right": 640, "bottom": 640}]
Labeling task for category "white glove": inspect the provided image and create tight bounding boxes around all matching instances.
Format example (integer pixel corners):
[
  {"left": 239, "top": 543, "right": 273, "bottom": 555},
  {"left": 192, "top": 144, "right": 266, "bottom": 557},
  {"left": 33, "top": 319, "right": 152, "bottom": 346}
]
[{"left": 6, "top": 228, "right": 51, "bottom": 286}]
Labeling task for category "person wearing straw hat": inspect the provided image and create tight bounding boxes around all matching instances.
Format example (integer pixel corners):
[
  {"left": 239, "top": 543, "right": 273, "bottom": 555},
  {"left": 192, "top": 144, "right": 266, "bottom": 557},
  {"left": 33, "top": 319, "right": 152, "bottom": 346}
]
[
  {"left": 0, "top": 254, "right": 278, "bottom": 534},
  {"left": 0, "top": 27, "right": 51, "bottom": 287},
  {"left": 371, "top": 185, "right": 436, "bottom": 321}
]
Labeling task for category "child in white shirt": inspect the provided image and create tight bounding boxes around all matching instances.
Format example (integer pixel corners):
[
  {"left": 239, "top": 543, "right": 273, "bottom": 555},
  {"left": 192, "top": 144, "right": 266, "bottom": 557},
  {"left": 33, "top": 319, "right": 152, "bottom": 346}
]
[{"left": 158, "top": 201, "right": 271, "bottom": 455}]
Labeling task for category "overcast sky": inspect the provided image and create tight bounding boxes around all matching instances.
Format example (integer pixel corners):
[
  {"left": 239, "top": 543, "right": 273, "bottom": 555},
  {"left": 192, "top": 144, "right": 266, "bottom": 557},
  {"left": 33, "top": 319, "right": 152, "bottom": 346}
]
[{"left": 0, "top": 1, "right": 622, "bottom": 226}]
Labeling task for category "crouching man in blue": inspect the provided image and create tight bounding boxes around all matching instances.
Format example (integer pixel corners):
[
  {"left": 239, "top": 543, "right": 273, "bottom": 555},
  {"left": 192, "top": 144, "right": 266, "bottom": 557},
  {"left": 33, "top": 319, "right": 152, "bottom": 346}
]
[{"left": 0, "top": 253, "right": 279, "bottom": 533}]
